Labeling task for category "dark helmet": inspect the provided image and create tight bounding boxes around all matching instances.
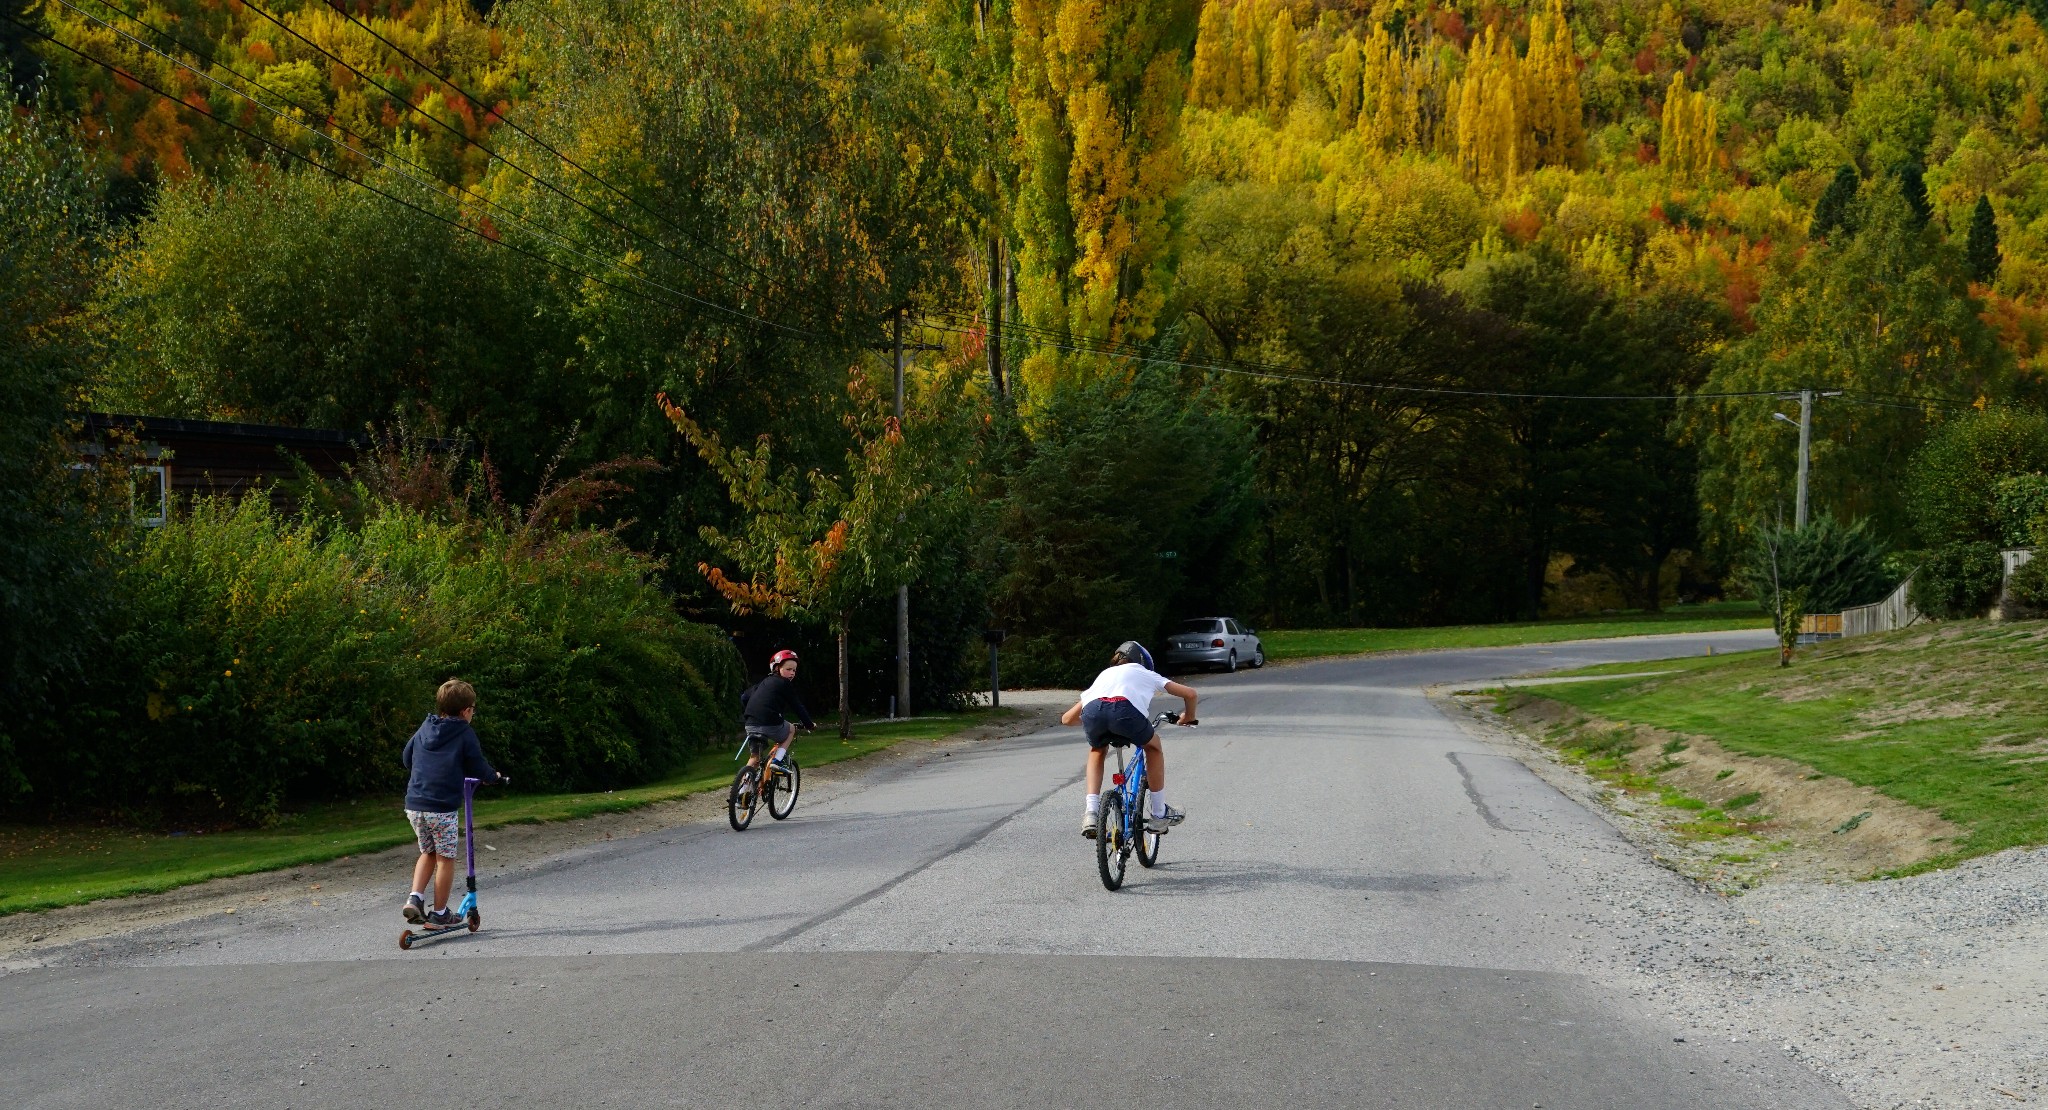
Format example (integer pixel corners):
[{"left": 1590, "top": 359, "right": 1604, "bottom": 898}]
[{"left": 1112, "top": 640, "right": 1154, "bottom": 670}]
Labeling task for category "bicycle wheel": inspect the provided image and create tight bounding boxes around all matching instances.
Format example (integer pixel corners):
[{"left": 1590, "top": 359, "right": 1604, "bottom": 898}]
[
  {"left": 767, "top": 756, "right": 801, "bottom": 820},
  {"left": 1096, "top": 792, "right": 1128, "bottom": 891},
  {"left": 727, "top": 765, "right": 760, "bottom": 831},
  {"left": 1134, "top": 786, "right": 1162, "bottom": 869}
]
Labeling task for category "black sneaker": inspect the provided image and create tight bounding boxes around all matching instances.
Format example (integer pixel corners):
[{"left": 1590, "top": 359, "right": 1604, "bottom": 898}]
[
  {"left": 402, "top": 894, "right": 426, "bottom": 924},
  {"left": 1146, "top": 805, "right": 1185, "bottom": 832},
  {"left": 426, "top": 908, "right": 462, "bottom": 929},
  {"left": 1081, "top": 813, "right": 1100, "bottom": 839}
]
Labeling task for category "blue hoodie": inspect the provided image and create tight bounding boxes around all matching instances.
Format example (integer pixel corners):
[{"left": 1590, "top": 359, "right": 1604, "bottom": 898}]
[{"left": 400, "top": 715, "right": 500, "bottom": 813}]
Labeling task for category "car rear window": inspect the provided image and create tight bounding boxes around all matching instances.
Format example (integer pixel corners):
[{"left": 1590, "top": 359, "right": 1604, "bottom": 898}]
[{"left": 1177, "top": 620, "right": 1222, "bottom": 634}]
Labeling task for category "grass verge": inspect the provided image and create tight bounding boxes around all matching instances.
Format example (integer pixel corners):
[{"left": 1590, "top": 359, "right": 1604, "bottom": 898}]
[
  {"left": 1522, "top": 621, "right": 2048, "bottom": 875},
  {"left": 1488, "top": 694, "right": 1788, "bottom": 887},
  {"left": 1262, "top": 601, "right": 1768, "bottom": 661},
  {"left": 0, "top": 710, "right": 1015, "bottom": 915}
]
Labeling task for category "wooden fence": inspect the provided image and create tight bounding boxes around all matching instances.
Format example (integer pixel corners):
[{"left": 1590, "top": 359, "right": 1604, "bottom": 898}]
[
  {"left": 1835, "top": 548, "right": 2035, "bottom": 637},
  {"left": 1840, "top": 575, "right": 1918, "bottom": 637}
]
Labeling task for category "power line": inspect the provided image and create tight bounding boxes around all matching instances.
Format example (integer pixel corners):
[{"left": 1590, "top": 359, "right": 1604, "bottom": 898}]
[
  {"left": 55, "top": 0, "right": 800, "bottom": 329},
  {"left": 918, "top": 308, "right": 1995, "bottom": 411},
  {"left": 4, "top": 14, "right": 731, "bottom": 326},
  {"left": 228, "top": 0, "right": 822, "bottom": 340},
  {"left": 912, "top": 314, "right": 1794, "bottom": 403},
  {"left": 311, "top": 0, "right": 785, "bottom": 299}
]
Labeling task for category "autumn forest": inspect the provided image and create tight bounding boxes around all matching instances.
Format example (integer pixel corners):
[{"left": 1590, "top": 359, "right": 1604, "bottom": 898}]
[{"left": 11, "top": 0, "right": 2048, "bottom": 811}]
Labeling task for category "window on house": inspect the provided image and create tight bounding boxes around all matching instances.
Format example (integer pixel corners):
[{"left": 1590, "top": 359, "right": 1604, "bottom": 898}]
[{"left": 132, "top": 465, "right": 168, "bottom": 527}]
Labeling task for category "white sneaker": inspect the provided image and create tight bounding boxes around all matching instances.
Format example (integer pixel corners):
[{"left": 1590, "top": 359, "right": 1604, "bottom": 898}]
[{"left": 1146, "top": 805, "right": 1185, "bottom": 831}]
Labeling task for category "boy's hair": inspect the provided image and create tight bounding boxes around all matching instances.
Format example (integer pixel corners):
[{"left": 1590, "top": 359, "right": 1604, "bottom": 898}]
[{"left": 436, "top": 679, "right": 477, "bottom": 716}]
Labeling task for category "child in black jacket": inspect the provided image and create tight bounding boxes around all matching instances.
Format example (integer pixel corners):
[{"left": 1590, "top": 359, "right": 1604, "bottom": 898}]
[{"left": 399, "top": 679, "right": 506, "bottom": 927}]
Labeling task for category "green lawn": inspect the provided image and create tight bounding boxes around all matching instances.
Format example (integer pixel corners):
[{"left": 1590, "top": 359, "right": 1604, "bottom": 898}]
[
  {"left": 1527, "top": 622, "right": 2048, "bottom": 873},
  {"left": 0, "top": 710, "right": 1012, "bottom": 916},
  {"left": 1261, "top": 601, "right": 1768, "bottom": 661}
]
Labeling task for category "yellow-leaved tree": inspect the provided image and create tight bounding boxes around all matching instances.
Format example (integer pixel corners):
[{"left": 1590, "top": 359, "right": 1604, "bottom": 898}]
[
  {"left": 1190, "top": 0, "right": 1235, "bottom": 109},
  {"left": 1452, "top": 6, "right": 1584, "bottom": 187},
  {"left": 1325, "top": 31, "right": 1365, "bottom": 125},
  {"left": 1264, "top": 7, "right": 1299, "bottom": 115},
  {"left": 1009, "top": 0, "right": 1198, "bottom": 402},
  {"left": 1455, "top": 26, "right": 1526, "bottom": 186},
  {"left": 1358, "top": 25, "right": 1441, "bottom": 155},
  {"left": 1660, "top": 72, "right": 1719, "bottom": 181},
  {"left": 1524, "top": 0, "right": 1585, "bottom": 169}
]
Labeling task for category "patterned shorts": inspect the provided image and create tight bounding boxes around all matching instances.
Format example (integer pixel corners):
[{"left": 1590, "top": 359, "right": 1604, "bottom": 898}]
[{"left": 406, "top": 809, "right": 461, "bottom": 858}]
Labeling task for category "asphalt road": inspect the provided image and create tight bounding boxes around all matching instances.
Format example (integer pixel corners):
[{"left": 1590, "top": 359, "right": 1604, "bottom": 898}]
[{"left": 5, "top": 630, "right": 1855, "bottom": 1109}]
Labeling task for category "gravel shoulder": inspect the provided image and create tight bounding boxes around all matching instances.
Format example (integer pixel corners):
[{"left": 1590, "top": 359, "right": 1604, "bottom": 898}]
[{"left": 1439, "top": 689, "right": 2048, "bottom": 1110}]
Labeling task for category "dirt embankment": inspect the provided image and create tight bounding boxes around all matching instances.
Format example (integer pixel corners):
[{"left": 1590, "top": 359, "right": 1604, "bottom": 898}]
[{"left": 1486, "top": 695, "right": 1963, "bottom": 884}]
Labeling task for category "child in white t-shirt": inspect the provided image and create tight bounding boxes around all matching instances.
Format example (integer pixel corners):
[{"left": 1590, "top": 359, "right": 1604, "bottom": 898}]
[{"left": 1059, "top": 640, "right": 1199, "bottom": 839}]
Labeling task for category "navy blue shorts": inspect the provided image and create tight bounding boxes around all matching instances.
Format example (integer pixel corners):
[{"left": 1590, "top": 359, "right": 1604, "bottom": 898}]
[{"left": 1081, "top": 699, "right": 1154, "bottom": 750}]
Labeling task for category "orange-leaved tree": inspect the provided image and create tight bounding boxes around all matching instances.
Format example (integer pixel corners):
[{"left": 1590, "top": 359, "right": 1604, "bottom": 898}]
[{"left": 660, "top": 370, "right": 931, "bottom": 737}]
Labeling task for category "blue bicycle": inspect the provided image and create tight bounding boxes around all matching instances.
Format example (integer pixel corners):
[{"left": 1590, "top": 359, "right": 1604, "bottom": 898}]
[{"left": 1096, "top": 711, "right": 1183, "bottom": 890}]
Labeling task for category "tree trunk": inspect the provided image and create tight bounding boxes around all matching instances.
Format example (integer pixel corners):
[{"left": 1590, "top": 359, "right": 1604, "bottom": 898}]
[
  {"left": 1644, "top": 545, "right": 1673, "bottom": 613},
  {"left": 837, "top": 614, "right": 852, "bottom": 739},
  {"left": 1342, "top": 542, "right": 1357, "bottom": 619}
]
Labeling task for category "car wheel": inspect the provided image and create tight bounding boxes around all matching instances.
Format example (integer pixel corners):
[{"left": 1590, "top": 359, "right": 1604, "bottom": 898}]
[
  {"left": 1226, "top": 651, "right": 1238, "bottom": 673},
  {"left": 1253, "top": 646, "right": 1265, "bottom": 668}
]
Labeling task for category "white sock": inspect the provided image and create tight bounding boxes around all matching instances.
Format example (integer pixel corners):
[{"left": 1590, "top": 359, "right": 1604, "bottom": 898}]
[
  {"left": 1085, "top": 793, "right": 1100, "bottom": 815},
  {"left": 409, "top": 891, "right": 424, "bottom": 900},
  {"left": 1150, "top": 791, "right": 1167, "bottom": 817}
]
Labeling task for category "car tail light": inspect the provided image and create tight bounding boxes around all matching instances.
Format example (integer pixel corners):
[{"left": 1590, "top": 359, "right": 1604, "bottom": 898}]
[
  {"left": 1211, "top": 638, "right": 1225, "bottom": 647},
  {"left": 1112, "top": 774, "right": 1126, "bottom": 786}
]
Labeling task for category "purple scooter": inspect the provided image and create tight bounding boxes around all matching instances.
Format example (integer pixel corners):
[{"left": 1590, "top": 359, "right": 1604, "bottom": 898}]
[{"left": 399, "top": 776, "right": 485, "bottom": 950}]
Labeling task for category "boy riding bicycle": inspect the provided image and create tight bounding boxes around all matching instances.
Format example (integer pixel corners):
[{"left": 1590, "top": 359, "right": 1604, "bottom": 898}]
[
  {"left": 740, "top": 650, "right": 815, "bottom": 790},
  {"left": 1060, "top": 640, "right": 1199, "bottom": 840}
]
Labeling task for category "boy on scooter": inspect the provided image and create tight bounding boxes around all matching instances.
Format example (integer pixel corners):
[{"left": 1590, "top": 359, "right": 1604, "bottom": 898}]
[{"left": 400, "top": 679, "right": 507, "bottom": 929}]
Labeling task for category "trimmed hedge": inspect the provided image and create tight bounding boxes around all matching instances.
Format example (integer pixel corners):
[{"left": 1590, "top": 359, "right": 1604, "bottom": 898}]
[{"left": 14, "top": 497, "right": 740, "bottom": 825}]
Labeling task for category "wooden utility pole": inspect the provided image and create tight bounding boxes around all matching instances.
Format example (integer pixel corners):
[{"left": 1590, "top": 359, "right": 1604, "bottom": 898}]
[
  {"left": 1794, "top": 388, "right": 1812, "bottom": 530},
  {"left": 987, "top": 235, "right": 1005, "bottom": 399},
  {"left": 893, "top": 309, "right": 911, "bottom": 719}
]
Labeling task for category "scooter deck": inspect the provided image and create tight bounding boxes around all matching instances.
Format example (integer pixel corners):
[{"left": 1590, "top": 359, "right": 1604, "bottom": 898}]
[{"left": 398, "top": 920, "right": 478, "bottom": 949}]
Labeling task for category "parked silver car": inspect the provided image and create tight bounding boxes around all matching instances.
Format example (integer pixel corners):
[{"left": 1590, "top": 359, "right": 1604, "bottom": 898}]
[{"left": 1161, "top": 617, "right": 1264, "bottom": 673}]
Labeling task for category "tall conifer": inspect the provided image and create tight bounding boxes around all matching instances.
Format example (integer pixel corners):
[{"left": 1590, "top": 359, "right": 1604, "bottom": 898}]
[
  {"left": 1967, "top": 195, "right": 2002, "bottom": 284},
  {"left": 1810, "top": 166, "right": 1860, "bottom": 241}
]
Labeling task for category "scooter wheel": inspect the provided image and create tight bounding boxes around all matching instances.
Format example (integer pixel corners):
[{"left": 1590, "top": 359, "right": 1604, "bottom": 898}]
[
  {"left": 398, "top": 930, "right": 414, "bottom": 950},
  {"left": 466, "top": 909, "right": 481, "bottom": 933}
]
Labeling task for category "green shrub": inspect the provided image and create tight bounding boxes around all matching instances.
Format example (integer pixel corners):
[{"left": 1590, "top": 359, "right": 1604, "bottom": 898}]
[
  {"left": 1, "top": 101, "right": 110, "bottom": 804},
  {"left": 1908, "top": 541, "right": 2005, "bottom": 620},
  {"left": 1993, "top": 474, "right": 2048, "bottom": 547},
  {"left": 18, "top": 497, "right": 739, "bottom": 825},
  {"left": 1907, "top": 411, "right": 2048, "bottom": 546},
  {"left": 1739, "top": 514, "right": 1893, "bottom": 616},
  {"left": 2006, "top": 556, "right": 2048, "bottom": 615}
]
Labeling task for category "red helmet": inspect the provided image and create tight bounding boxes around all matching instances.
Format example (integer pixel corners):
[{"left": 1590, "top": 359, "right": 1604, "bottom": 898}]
[{"left": 769, "top": 650, "right": 800, "bottom": 668}]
